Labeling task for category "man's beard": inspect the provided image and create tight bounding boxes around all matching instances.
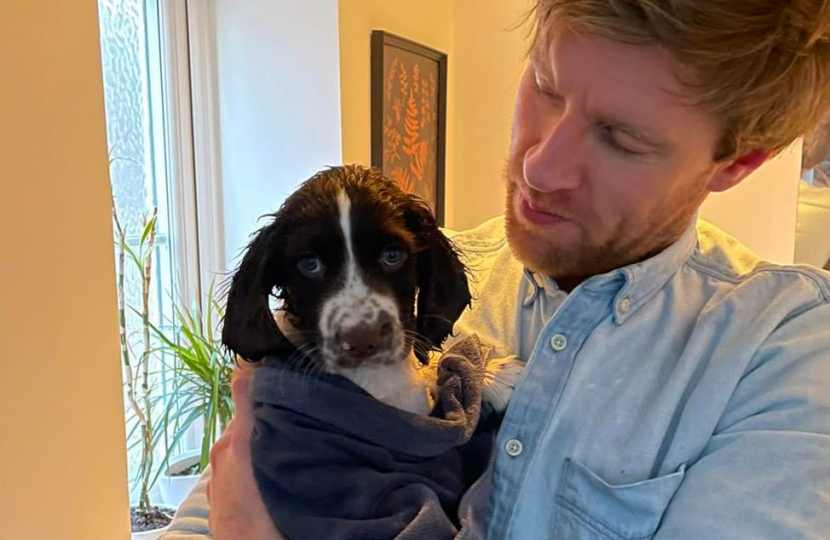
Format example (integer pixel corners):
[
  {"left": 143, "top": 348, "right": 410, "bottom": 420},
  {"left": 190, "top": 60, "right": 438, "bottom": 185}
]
[
  {"left": 504, "top": 181, "right": 625, "bottom": 279},
  {"left": 503, "top": 179, "right": 699, "bottom": 282}
]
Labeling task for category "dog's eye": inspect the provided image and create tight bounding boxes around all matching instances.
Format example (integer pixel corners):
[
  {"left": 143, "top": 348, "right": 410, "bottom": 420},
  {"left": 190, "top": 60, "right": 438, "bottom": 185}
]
[
  {"left": 297, "top": 254, "right": 324, "bottom": 277},
  {"left": 380, "top": 245, "right": 407, "bottom": 270}
]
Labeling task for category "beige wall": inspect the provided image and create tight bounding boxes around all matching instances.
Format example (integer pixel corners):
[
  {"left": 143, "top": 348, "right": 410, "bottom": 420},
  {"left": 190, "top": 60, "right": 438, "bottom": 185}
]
[
  {"left": 450, "top": 0, "right": 532, "bottom": 229},
  {"left": 0, "top": 1, "right": 130, "bottom": 539}
]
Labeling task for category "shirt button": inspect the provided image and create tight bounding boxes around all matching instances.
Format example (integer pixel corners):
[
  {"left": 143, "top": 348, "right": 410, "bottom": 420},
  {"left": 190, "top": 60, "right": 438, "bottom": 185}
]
[
  {"left": 505, "top": 439, "right": 523, "bottom": 457},
  {"left": 550, "top": 334, "right": 568, "bottom": 351},
  {"left": 618, "top": 297, "right": 631, "bottom": 313}
]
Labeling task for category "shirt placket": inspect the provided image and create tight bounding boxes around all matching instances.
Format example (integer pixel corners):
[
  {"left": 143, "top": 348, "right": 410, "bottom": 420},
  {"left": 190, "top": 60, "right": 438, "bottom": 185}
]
[{"left": 487, "top": 287, "right": 616, "bottom": 540}]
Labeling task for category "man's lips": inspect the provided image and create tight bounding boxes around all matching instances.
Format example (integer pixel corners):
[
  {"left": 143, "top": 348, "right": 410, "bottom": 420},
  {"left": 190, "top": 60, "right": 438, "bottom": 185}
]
[{"left": 516, "top": 190, "right": 570, "bottom": 226}]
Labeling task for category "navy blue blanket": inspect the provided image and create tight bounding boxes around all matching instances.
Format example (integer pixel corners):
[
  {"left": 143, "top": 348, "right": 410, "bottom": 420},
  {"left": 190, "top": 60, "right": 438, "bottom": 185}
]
[{"left": 249, "top": 335, "right": 497, "bottom": 540}]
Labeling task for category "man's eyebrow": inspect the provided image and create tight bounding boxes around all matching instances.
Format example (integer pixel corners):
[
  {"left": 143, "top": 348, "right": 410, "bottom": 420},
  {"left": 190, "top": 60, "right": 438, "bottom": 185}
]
[{"left": 529, "top": 48, "right": 556, "bottom": 84}]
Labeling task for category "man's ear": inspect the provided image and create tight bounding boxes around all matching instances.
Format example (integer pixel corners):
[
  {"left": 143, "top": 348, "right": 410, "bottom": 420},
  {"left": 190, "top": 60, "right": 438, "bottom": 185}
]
[{"left": 708, "top": 149, "right": 772, "bottom": 193}]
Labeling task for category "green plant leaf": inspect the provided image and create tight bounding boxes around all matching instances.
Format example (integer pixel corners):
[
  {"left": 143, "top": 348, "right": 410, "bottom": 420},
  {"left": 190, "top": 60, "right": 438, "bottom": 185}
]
[
  {"left": 140, "top": 212, "right": 158, "bottom": 248},
  {"left": 124, "top": 242, "right": 143, "bottom": 270}
]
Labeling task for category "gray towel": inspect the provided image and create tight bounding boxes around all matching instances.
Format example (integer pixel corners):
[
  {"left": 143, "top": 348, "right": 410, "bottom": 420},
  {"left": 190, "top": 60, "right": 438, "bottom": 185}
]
[{"left": 250, "top": 335, "right": 498, "bottom": 540}]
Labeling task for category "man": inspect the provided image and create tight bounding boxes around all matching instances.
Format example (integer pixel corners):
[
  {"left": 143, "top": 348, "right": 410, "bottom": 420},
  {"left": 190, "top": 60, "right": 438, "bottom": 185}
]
[{"left": 165, "top": 1, "right": 830, "bottom": 539}]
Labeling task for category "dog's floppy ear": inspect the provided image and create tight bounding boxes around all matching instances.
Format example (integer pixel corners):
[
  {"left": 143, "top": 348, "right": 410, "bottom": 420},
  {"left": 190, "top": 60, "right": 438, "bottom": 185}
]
[
  {"left": 406, "top": 199, "right": 472, "bottom": 364},
  {"left": 222, "top": 216, "right": 295, "bottom": 362}
]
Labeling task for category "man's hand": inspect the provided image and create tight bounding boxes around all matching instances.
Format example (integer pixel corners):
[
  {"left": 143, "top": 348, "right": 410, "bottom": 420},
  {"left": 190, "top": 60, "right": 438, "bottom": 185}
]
[{"left": 206, "top": 361, "right": 285, "bottom": 540}]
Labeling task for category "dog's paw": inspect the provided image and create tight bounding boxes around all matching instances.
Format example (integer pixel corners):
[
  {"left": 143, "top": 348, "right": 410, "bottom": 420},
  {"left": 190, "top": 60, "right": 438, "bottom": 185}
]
[{"left": 483, "top": 355, "right": 525, "bottom": 413}]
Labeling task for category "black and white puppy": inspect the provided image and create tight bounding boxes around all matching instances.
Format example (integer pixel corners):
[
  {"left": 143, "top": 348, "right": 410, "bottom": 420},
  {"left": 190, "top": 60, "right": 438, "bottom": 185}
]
[{"left": 222, "top": 164, "right": 492, "bottom": 415}]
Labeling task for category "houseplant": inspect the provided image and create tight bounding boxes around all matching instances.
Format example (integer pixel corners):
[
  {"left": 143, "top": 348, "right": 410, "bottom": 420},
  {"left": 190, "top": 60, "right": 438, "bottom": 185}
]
[
  {"left": 113, "top": 201, "right": 175, "bottom": 538},
  {"left": 150, "top": 280, "right": 235, "bottom": 507}
]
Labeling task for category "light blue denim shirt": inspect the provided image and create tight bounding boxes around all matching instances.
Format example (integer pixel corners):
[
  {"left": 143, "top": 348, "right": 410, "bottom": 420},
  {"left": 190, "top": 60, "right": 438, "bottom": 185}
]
[{"left": 446, "top": 215, "right": 830, "bottom": 540}]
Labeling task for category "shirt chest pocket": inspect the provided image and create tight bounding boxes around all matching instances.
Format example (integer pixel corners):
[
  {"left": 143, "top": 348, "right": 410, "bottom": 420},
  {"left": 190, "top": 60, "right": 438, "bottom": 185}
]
[{"left": 551, "top": 458, "right": 686, "bottom": 540}]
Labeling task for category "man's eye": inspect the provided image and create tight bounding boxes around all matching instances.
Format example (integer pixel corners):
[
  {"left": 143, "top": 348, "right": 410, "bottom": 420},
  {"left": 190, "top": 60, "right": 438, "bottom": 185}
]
[
  {"left": 297, "top": 253, "right": 324, "bottom": 277},
  {"left": 601, "top": 127, "right": 648, "bottom": 157},
  {"left": 380, "top": 245, "right": 408, "bottom": 270}
]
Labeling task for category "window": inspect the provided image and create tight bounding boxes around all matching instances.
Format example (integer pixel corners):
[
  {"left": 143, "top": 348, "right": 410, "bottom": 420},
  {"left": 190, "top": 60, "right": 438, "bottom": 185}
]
[
  {"left": 97, "top": 0, "right": 342, "bottom": 506},
  {"left": 97, "top": 0, "right": 221, "bottom": 502}
]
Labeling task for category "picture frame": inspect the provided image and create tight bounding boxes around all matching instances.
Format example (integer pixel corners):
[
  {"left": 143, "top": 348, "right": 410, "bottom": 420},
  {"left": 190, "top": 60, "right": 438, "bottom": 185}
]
[{"left": 371, "top": 30, "right": 448, "bottom": 225}]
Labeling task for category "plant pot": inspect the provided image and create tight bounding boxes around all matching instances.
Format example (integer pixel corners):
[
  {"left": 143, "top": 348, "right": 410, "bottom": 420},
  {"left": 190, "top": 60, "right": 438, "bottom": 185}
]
[
  {"left": 158, "top": 449, "right": 203, "bottom": 508},
  {"left": 132, "top": 525, "right": 168, "bottom": 540},
  {"left": 131, "top": 504, "right": 175, "bottom": 540}
]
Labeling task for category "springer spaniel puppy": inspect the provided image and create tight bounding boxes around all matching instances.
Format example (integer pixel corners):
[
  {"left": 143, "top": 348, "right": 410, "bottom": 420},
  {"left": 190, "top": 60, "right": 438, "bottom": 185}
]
[
  {"left": 222, "top": 164, "right": 519, "bottom": 415},
  {"left": 220, "top": 165, "right": 522, "bottom": 540}
]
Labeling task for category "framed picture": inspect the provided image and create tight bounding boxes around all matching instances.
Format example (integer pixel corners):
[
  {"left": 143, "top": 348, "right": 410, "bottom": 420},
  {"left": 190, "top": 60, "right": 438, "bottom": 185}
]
[{"left": 371, "top": 30, "right": 448, "bottom": 225}]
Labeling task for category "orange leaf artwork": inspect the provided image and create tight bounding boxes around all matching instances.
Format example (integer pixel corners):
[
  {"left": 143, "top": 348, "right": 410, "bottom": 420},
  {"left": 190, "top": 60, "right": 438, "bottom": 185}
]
[
  {"left": 372, "top": 32, "right": 445, "bottom": 223},
  {"left": 390, "top": 166, "right": 415, "bottom": 195},
  {"left": 410, "top": 140, "right": 430, "bottom": 201}
]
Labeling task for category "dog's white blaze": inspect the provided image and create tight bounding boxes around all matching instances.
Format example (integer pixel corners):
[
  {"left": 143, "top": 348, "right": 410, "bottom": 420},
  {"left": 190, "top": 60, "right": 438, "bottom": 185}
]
[
  {"left": 319, "top": 190, "right": 404, "bottom": 366},
  {"left": 322, "top": 190, "right": 369, "bottom": 330},
  {"left": 337, "top": 190, "right": 358, "bottom": 285},
  {"left": 326, "top": 190, "right": 373, "bottom": 331}
]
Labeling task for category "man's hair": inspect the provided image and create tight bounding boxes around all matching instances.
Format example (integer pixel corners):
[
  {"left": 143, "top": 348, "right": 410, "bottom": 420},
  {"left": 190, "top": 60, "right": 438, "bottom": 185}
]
[{"left": 528, "top": 0, "right": 830, "bottom": 160}]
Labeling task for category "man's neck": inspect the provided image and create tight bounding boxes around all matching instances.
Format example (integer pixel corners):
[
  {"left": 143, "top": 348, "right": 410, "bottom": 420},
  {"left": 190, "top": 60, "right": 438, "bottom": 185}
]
[
  {"left": 553, "top": 276, "right": 584, "bottom": 294},
  {"left": 549, "top": 236, "right": 684, "bottom": 294}
]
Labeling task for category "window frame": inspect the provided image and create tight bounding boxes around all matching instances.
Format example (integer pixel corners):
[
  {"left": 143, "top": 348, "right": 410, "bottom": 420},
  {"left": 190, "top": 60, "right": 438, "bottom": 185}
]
[{"left": 156, "top": 0, "right": 226, "bottom": 453}]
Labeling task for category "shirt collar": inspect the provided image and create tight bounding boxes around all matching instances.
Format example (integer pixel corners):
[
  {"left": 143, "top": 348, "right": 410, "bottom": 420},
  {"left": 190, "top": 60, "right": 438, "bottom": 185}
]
[
  {"left": 606, "top": 219, "right": 699, "bottom": 325},
  {"left": 522, "top": 219, "right": 699, "bottom": 324},
  {"left": 522, "top": 268, "right": 562, "bottom": 306}
]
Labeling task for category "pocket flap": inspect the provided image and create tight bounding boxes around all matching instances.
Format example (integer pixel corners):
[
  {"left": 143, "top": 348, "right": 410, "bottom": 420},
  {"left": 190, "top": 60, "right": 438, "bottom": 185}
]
[{"left": 555, "top": 458, "right": 686, "bottom": 539}]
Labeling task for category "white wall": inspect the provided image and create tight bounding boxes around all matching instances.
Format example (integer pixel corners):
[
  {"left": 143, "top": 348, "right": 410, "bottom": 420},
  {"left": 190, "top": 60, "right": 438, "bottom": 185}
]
[
  {"left": 0, "top": 1, "right": 131, "bottom": 539},
  {"left": 699, "top": 142, "right": 801, "bottom": 263},
  {"left": 213, "top": 0, "right": 343, "bottom": 269}
]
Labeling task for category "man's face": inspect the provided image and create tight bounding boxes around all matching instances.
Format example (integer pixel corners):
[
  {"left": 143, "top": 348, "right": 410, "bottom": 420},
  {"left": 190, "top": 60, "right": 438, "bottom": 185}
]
[{"left": 505, "top": 30, "right": 748, "bottom": 281}]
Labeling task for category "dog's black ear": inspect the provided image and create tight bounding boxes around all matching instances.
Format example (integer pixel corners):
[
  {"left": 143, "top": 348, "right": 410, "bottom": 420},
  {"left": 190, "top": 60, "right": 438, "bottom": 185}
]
[
  {"left": 221, "top": 217, "right": 295, "bottom": 362},
  {"left": 406, "top": 199, "right": 472, "bottom": 364}
]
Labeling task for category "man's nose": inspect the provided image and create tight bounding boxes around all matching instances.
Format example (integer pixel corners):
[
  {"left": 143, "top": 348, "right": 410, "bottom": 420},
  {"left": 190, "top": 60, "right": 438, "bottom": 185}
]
[{"left": 523, "top": 113, "right": 583, "bottom": 193}]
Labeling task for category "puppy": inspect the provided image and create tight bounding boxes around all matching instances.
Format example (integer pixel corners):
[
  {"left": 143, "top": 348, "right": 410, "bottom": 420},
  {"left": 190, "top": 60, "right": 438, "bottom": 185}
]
[{"left": 222, "top": 164, "right": 490, "bottom": 414}]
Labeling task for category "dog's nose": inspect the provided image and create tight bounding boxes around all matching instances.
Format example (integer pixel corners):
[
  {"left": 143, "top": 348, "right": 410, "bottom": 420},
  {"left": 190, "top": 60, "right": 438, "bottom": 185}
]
[{"left": 338, "top": 324, "right": 384, "bottom": 360}]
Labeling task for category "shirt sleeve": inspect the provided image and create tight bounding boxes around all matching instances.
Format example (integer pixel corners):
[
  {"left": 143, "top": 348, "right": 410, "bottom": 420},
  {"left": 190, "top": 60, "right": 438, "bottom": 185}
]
[
  {"left": 654, "top": 300, "right": 830, "bottom": 539},
  {"left": 158, "top": 467, "right": 212, "bottom": 539}
]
